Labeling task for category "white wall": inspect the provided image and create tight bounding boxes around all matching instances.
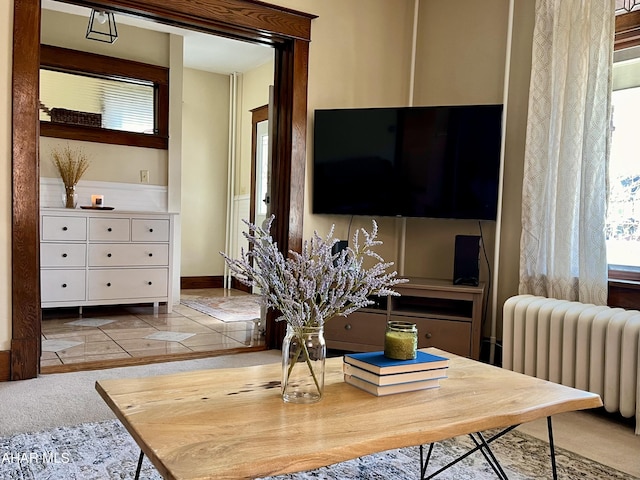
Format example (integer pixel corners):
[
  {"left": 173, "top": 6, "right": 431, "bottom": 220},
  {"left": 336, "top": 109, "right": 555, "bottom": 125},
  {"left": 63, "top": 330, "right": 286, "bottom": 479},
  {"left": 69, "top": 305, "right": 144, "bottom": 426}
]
[{"left": 180, "top": 68, "right": 230, "bottom": 276}]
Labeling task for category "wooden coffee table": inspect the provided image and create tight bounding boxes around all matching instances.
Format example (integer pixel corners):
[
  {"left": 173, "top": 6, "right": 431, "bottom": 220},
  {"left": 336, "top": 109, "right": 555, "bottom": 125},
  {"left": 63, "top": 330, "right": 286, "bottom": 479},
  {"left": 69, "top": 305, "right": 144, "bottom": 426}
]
[{"left": 95, "top": 348, "right": 602, "bottom": 480}]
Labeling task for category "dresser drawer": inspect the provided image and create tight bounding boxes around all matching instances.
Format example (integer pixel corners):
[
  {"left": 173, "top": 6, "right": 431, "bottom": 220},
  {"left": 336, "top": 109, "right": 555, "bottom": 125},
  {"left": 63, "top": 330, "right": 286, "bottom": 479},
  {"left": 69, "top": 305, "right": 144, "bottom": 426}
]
[
  {"left": 41, "top": 269, "right": 86, "bottom": 302},
  {"left": 325, "top": 311, "right": 387, "bottom": 348},
  {"left": 88, "top": 268, "right": 168, "bottom": 300},
  {"left": 41, "top": 243, "right": 87, "bottom": 267},
  {"left": 41, "top": 216, "right": 87, "bottom": 241},
  {"left": 89, "top": 217, "right": 130, "bottom": 241},
  {"left": 88, "top": 244, "right": 169, "bottom": 267},
  {"left": 131, "top": 219, "right": 170, "bottom": 242},
  {"left": 394, "top": 316, "right": 471, "bottom": 358}
]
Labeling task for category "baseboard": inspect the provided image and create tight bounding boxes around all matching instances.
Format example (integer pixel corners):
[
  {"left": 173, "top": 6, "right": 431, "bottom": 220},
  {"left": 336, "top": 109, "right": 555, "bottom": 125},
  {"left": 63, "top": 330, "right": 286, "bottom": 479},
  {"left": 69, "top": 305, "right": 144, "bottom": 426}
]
[
  {"left": 180, "top": 275, "right": 252, "bottom": 293},
  {"left": 231, "top": 278, "right": 251, "bottom": 293},
  {"left": 0, "top": 350, "right": 10, "bottom": 382},
  {"left": 181, "top": 276, "right": 224, "bottom": 289}
]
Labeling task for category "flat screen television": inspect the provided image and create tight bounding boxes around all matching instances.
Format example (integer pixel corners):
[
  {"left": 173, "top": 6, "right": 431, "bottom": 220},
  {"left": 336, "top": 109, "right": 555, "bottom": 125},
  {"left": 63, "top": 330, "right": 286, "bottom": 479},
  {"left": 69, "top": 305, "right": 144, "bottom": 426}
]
[{"left": 312, "top": 104, "right": 503, "bottom": 220}]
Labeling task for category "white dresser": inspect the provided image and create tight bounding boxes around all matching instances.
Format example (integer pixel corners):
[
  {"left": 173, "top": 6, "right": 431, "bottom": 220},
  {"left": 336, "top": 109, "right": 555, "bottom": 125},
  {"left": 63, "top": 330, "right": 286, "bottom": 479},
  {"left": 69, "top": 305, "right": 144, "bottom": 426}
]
[{"left": 40, "top": 209, "right": 176, "bottom": 312}]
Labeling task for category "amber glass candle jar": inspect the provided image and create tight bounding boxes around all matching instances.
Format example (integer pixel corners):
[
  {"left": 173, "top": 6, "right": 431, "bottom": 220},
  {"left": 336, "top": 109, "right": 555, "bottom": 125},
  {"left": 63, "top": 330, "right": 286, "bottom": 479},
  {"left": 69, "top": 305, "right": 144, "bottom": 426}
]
[{"left": 384, "top": 321, "right": 418, "bottom": 360}]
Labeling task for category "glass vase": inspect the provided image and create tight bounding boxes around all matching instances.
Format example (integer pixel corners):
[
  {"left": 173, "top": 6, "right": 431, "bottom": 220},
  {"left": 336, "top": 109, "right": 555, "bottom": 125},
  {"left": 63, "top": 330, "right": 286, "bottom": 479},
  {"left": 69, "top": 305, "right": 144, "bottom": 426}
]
[
  {"left": 282, "top": 324, "right": 326, "bottom": 403},
  {"left": 63, "top": 184, "right": 78, "bottom": 208}
]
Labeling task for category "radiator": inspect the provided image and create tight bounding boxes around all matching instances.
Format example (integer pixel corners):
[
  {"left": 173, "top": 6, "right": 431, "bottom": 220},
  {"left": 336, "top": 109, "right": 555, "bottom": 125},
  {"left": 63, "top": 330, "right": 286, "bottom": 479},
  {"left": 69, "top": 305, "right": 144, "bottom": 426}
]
[{"left": 502, "top": 294, "right": 640, "bottom": 434}]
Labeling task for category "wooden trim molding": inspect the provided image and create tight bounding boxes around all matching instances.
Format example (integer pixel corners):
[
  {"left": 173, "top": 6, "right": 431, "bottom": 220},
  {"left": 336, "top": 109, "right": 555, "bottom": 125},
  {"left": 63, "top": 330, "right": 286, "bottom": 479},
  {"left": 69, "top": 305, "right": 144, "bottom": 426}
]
[
  {"left": 608, "top": 280, "right": 640, "bottom": 310},
  {"left": 615, "top": 10, "right": 640, "bottom": 50},
  {"left": 11, "top": 0, "right": 315, "bottom": 380},
  {"left": 12, "top": 0, "right": 43, "bottom": 381},
  {"left": 181, "top": 276, "right": 225, "bottom": 289},
  {"left": 181, "top": 276, "right": 251, "bottom": 294},
  {"left": 0, "top": 351, "right": 10, "bottom": 382}
]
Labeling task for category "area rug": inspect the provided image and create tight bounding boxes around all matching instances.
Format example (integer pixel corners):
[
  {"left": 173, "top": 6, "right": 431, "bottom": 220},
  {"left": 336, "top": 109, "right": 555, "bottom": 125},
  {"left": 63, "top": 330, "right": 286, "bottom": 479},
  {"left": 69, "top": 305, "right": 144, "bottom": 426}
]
[
  {"left": 180, "top": 294, "right": 261, "bottom": 322},
  {"left": 1, "top": 419, "right": 636, "bottom": 480}
]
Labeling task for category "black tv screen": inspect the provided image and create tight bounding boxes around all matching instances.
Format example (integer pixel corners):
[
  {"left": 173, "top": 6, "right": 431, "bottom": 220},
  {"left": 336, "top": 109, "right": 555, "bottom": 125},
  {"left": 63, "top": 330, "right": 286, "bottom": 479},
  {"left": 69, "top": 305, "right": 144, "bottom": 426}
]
[{"left": 312, "top": 104, "right": 503, "bottom": 220}]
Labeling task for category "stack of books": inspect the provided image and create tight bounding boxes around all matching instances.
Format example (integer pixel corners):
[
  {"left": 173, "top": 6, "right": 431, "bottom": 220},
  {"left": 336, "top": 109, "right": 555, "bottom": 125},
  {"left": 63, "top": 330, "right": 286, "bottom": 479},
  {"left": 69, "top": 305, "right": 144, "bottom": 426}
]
[{"left": 343, "top": 350, "right": 449, "bottom": 396}]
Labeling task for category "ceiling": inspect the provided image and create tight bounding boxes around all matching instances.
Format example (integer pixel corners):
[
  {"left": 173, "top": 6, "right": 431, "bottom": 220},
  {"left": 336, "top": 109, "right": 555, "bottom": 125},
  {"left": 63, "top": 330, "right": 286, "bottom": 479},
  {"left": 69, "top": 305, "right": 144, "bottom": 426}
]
[{"left": 41, "top": 0, "right": 274, "bottom": 74}]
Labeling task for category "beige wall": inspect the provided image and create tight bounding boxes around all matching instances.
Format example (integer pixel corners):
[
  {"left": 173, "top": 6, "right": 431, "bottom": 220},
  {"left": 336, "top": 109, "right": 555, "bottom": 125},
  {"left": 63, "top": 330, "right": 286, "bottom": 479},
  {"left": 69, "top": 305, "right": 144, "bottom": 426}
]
[
  {"left": 495, "top": 1, "right": 536, "bottom": 341},
  {"left": 40, "top": 8, "right": 170, "bottom": 186},
  {"left": 264, "top": 0, "right": 532, "bottom": 346},
  {"left": 41, "top": 9, "right": 169, "bottom": 67},
  {"left": 180, "top": 68, "right": 230, "bottom": 276},
  {"left": 408, "top": 0, "right": 510, "bottom": 341},
  {"left": 265, "top": 0, "right": 416, "bottom": 268},
  {"left": 413, "top": 0, "right": 508, "bottom": 106},
  {"left": 0, "top": 0, "right": 12, "bottom": 350},
  {"left": 40, "top": 138, "right": 168, "bottom": 186},
  {"left": 0, "top": 0, "right": 538, "bottom": 353}
]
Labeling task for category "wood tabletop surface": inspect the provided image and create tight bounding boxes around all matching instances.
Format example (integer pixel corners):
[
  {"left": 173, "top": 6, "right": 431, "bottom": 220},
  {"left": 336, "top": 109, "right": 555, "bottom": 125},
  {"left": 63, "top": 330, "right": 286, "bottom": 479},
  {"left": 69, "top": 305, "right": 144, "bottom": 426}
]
[{"left": 95, "top": 348, "right": 602, "bottom": 480}]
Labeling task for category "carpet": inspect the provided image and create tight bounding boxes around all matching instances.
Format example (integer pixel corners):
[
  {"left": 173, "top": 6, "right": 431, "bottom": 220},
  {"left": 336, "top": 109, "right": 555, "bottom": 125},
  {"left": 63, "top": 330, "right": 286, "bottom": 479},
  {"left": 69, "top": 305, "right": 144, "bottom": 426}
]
[
  {"left": 180, "top": 294, "right": 261, "bottom": 322},
  {"left": 1, "top": 420, "right": 636, "bottom": 480}
]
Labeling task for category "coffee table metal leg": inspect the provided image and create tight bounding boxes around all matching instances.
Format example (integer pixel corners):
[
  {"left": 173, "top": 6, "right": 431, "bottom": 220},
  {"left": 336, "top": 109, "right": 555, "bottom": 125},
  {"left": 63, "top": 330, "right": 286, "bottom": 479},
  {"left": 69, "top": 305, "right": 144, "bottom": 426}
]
[
  {"left": 419, "top": 418, "right": 561, "bottom": 480},
  {"left": 418, "top": 425, "right": 517, "bottom": 479},
  {"left": 547, "top": 416, "right": 557, "bottom": 480},
  {"left": 469, "top": 432, "right": 509, "bottom": 479},
  {"left": 135, "top": 449, "right": 144, "bottom": 480}
]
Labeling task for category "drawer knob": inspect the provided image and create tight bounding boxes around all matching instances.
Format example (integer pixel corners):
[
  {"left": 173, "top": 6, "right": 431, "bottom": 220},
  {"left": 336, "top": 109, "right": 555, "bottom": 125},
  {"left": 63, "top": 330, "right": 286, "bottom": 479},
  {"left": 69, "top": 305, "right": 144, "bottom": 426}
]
[
  {"left": 344, "top": 323, "right": 352, "bottom": 331},
  {"left": 148, "top": 281, "right": 153, "bottom": 285},
  {"left": 61, "top": 283, "right": 67, "bottom": 288},
  {"left": 425, "top": 332, "right": 432, "bottom": 339},
  {"left": 62, "top": 226, "right": 68, "bottom": 231},
  {"left": 107, "top": 227, "right": 112, "bottom": 232},
  {"left": 107, "top": 253, "right": 112, "bottom": 258},
  {"left": 107, "top": 282, "right": 111, "bottom": 287},
  {"left": 148, "top": 253, "right": 153, "bottom": 257},
  {"left": 149, "top": 228, "right": 154, "bottom": 233},
  {"left": 62, "top": 253, "right": 67, "bottom": 258}
]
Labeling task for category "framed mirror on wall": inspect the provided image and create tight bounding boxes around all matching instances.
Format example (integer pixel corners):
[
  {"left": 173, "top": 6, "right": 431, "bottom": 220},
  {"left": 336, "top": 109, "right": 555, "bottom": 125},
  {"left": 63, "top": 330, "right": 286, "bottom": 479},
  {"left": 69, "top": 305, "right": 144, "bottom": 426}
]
[
  {"left": 11, "top": 0, "right": 316, "bottom": 380},
  {"left": 39, "top": 44, "right": 169, "bottom": 149}
]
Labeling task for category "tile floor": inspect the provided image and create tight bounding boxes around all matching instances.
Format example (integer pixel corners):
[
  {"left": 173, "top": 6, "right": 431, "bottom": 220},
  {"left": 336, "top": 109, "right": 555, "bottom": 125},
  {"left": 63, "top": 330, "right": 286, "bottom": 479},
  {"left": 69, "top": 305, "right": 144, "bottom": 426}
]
[{"left": 40, "top": 288, "right": 265, "bottom": 368}]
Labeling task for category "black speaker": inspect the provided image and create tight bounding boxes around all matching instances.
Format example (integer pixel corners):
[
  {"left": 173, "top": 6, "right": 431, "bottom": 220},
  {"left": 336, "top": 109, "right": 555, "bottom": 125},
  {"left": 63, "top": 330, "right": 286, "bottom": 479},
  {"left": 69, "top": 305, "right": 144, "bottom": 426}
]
[
  {"left": 453, "top": 235, "right": 480, "bottom": 286},
  {"left": 331, "top": 240, "right": 348, "bottom": 265}
]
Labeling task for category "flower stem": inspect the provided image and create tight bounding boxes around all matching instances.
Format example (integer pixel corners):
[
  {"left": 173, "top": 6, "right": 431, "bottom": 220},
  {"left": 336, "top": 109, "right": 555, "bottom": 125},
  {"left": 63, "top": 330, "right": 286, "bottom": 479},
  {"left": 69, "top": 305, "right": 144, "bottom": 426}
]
[{"left": 285, "top": 330, "right": 321, "bottom": 396}]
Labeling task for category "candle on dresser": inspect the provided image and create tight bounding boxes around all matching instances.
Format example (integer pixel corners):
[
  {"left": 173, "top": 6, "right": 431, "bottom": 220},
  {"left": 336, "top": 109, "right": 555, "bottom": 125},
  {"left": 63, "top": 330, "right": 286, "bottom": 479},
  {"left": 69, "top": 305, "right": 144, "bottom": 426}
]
[
  {"left": 91, "top": 195, "right": 104, "bottom": 207},
  {"left": 384, "top": 321, "right": 418, "bottom": 360}
]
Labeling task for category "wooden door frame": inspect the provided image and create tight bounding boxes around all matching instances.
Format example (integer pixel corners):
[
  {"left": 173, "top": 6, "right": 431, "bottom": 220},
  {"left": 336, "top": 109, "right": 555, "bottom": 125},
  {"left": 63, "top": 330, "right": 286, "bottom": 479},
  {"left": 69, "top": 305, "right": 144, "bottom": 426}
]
[{"left": 11, "top": 0, "right": 315, "bottom": 380}]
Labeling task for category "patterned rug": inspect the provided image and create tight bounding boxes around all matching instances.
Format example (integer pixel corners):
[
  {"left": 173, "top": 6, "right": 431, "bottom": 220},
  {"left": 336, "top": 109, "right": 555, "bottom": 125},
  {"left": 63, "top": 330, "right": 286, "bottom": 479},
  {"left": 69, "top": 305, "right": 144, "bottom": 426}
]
[
  {"left": 0, "top": 419, "right": 636, "bottom": 480},
  {"left": 180, "top": 294, "right": 261, "bottom": 322}
]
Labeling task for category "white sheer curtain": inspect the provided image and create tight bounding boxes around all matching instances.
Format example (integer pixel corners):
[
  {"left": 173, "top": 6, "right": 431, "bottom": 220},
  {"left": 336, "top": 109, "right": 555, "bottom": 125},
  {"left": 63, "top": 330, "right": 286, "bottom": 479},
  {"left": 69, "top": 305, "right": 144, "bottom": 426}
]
[{"left": 519, "top": 0, "right": 614, "bottom": 304}]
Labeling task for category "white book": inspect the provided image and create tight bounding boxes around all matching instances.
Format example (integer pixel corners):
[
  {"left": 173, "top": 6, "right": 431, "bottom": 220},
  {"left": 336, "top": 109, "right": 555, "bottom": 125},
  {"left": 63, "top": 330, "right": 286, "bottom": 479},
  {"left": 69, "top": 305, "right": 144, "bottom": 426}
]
[
  {"left": 344, "top": 374, "right": 440, "bottom": 397},
  {"left": 343, "top": 362, "right": 448, "bottom": 386}
]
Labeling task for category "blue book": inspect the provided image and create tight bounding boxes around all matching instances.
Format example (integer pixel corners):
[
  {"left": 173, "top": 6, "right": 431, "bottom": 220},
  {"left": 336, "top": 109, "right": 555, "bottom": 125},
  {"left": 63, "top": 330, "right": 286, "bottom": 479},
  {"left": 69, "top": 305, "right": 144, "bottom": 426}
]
[{"left": 343, "top": 350, "right": 449, "bottom": 375}]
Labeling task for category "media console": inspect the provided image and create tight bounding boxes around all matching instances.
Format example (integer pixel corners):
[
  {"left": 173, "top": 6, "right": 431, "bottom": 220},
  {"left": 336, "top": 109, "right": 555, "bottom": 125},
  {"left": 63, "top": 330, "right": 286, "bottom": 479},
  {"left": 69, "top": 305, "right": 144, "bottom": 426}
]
[{"left": 325, "top": 277, "right": 485, "bottom": 359}]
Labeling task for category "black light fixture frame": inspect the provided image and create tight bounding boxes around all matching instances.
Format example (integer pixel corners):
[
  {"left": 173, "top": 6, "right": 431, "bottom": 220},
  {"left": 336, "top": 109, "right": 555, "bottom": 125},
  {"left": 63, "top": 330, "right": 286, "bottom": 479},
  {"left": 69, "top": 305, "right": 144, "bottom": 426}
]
[{"left": 86, "top": 9, "right": 118, "bottom": 44}]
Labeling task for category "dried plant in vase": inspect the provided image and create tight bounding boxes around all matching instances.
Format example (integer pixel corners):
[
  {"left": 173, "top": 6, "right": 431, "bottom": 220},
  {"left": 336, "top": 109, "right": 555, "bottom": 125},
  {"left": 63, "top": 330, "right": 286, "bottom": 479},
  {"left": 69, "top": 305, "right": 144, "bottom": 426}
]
[
  {"left": 52, "top": 145, "right": 91, "bottom": 208},
  {"left": 222, "top": 215, "right": 407, "bottom": 403}
]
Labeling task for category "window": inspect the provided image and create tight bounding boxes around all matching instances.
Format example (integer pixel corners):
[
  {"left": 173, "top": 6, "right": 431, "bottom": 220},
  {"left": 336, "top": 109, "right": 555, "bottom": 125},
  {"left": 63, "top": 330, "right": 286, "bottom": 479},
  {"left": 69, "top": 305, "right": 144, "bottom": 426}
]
[
  {"left": 609, "top": 11, "right": 640, "bottom": 287},
  {"left": 39, "top": 45, "right": 168, "bottom": 149},
  {"left": 607, "top": 85, "right": 640, "bottom": 276}
]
